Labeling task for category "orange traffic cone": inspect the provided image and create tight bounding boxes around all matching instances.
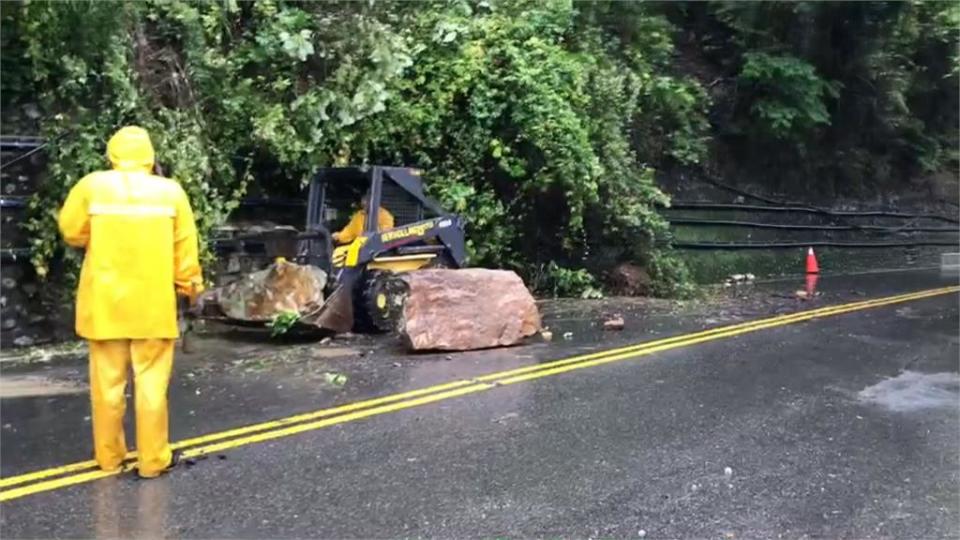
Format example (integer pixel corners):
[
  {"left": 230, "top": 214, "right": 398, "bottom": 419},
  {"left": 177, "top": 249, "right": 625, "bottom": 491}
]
[
  {"left": 805, "top": 247, "right": 819, "bottom": 274},
  {"left": 805, "top": 273, "right": 819, "bottom": 298}
]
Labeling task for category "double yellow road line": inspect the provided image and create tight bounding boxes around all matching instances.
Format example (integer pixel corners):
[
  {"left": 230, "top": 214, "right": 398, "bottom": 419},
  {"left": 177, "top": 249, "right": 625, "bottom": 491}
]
[{"left": 2, "top": 285, "right": 957, "bottom": 502}]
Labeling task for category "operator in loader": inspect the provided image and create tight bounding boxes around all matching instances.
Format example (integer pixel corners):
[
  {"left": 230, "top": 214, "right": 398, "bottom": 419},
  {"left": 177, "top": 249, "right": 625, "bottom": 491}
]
[
  {"left": 58, "top": 126, "right": 203, "bottom": 479},
  {"left": 331, "top": 192, "right": 394, "bottom": 244}
]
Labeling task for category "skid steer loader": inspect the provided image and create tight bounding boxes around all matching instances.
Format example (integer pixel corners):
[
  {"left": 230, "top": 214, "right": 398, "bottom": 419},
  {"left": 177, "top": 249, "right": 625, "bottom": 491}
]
[{"left": 205, "top": 166, "right": 467, "bottom": 333}]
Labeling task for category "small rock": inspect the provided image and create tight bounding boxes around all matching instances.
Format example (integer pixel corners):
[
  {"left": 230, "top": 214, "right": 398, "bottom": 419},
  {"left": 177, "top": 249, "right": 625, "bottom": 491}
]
[
  {"left": 638, "top": 530, "right": 646, "bottom": 538},
  {"left": 319, "top": 337, "right": 332, "bottom": 345},
  {"left": 724, "top": 466, "right": 733, "bottom": 477},
  {"left": 392, "top": 362, "right": 402, "bottom": 368},
  {"left": 603, "top": 316, "right": 625, "bottom": 331},
  {"left": 13, "top": 336, "right": 34, "bottom": 347},
  {"left": 562, "top": 331, "right": 573, "bottom": 340},
  {"left": 444, "top": 355, "right": 453, "bottom": 361},
  {"left": 795, "top": 290, "right": 809, "bottom": 300},
  {"left": 745, "top": 273, "right": 756, "bottom": 281},
  {"left": 323, "top": 372, "right": 348, "bottom": 386},
  {"left": 607, "top": 263, "right": 652, "bottom": 296},
  {"left": 540, "top": 330, "right": 553, "bottom": 341}
]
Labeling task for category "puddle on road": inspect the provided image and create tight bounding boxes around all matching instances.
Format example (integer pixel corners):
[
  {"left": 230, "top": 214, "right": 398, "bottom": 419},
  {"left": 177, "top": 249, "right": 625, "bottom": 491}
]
[
  {"left": 858, "top": 371, "right": 960, "bottom": 412},
  {"left": 0, "top": 375, "right": 87, "bottom": 398}
]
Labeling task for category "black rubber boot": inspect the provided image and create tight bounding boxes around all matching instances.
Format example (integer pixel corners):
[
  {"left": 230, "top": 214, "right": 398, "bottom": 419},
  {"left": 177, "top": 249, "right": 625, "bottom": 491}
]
[{"left": 134, "top": 449, "right": 182, "bottom": 480}]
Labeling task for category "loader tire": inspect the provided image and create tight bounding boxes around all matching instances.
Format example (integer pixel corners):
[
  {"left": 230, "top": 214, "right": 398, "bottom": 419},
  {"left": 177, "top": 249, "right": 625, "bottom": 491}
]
[{"left": 357, "top": 271, "right": 408, "bottom": 333}]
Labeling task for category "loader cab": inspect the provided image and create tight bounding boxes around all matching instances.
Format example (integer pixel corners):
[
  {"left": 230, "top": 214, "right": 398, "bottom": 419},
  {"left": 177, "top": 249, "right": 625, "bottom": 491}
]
[
  {"left": 309, "top": 166, "right": 442, "bottom": 232},
  {"left": 301, "top": 166, "right": 451, "bottom": 273}
]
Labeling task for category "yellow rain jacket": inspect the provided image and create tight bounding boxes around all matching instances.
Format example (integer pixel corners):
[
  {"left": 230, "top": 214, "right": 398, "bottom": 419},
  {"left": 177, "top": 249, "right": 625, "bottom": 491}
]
[
  {"left": 58, "top": 126, "right": 204, "bottom": 340},
  {"left": 334, "top": 207, "right": 394, "bottom": 244}
]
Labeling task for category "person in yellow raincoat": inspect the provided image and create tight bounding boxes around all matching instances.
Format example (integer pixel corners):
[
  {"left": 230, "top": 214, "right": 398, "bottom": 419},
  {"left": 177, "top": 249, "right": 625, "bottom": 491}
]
[
  {"left": 331, "top": 193, "right": 394, "bottom": 244},
  {"left": 58, "top": 126, "right": 203, "bottom": 478}
]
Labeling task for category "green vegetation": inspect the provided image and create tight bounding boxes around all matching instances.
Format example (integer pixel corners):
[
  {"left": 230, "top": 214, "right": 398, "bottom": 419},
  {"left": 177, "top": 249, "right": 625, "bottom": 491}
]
[
  {"left": 667, "top": 1, "right": 959, "bottom": 194},
  {"left": 268, "top": 310, "right": 301, "bottom": 337},
  {"left": 738, "top": 52, "right": 840, "bottom": 140},
  {"left": 3, "top": 1, "right": 957, "bottom": 295}
]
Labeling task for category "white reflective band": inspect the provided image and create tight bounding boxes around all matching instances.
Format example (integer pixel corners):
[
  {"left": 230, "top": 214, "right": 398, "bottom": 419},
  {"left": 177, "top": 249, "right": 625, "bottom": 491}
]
[{"left": 89, "top": 204, "right": 175, "bottom": 217}]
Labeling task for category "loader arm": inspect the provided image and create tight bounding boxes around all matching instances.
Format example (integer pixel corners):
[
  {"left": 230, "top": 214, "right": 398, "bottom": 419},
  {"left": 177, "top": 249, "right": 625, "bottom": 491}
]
[
  {"left": 364, "top": 215, "right": 467, "bottom": 268},
  {"left": 333, "top": 215, "right": 467, "bottom": 270}
]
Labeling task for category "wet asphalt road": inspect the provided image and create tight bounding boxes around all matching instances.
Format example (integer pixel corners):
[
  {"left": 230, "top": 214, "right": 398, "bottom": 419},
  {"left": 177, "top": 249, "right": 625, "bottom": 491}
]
[{"left": 1, "top": 269, "right": 958, "bottom": 538}]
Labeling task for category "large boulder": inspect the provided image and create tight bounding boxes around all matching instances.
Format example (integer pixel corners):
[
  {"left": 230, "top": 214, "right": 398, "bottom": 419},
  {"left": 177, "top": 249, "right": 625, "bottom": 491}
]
[
  {"left": 399, "top": 269, "right": 541, "bottom": 351},
  {"left": 213, "top": 259, "right": 327, "bottom": 321},
  {"left": 607, "top": 262, "right": 652, "bottom": 296}
]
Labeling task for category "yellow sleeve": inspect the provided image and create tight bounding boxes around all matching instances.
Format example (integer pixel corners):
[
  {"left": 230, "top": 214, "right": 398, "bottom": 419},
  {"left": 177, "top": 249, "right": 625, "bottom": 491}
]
[
  {"left": 379, "top": 208, "right": 395, "bottom": 231},
  {"left": 58, "top": 176, "right": 92, "bottom": 248},
  {"left": 336, "top": 211, "right": 365, "bottom": 243},
  {"left": 173, "top": 186, "right": 204, "bottom": 298}
]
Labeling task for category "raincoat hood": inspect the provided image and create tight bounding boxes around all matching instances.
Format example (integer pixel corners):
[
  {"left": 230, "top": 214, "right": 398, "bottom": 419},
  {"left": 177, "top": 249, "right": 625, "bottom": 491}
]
[{"left": 107, "top": 126, "right": 155, "bottom": 172}]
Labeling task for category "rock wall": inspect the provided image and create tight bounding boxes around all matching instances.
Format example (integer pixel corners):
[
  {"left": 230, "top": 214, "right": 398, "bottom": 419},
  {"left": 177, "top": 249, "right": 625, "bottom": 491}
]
[{"left": 0, "top": 136, "right": 73, "bottom": 348}]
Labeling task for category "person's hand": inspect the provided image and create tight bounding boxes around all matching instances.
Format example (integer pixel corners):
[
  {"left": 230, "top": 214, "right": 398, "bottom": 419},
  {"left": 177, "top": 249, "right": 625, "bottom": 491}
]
[
  {"left": 177, "top": 282, "right": 204, "bottom": 307},
  {"left": 188, "top": 290, "right": 214, "bottom": 317}
]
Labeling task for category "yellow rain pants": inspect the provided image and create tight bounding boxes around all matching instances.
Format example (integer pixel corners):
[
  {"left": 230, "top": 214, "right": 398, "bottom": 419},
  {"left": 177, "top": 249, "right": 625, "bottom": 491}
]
[
  {"left": 89, "top": 339, "right": 174, "bottom": 477},
  {"left": 58, "top": 126, "right": 203, "bottom": 476}
]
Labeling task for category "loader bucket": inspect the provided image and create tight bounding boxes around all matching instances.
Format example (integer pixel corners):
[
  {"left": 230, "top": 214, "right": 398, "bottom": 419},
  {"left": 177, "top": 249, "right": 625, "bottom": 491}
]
[{"left": 301, "top": 273, "right": 358, "bottom": 333}]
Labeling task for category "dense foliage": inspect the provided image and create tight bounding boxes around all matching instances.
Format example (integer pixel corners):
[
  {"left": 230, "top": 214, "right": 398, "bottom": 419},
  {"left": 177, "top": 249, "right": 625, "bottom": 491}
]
[
  {"left": 667, "top": 1, "right": 959, "bottom": 194},
  {"left": 3, "top": 0, "right": 957, "bottom": 296}
]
